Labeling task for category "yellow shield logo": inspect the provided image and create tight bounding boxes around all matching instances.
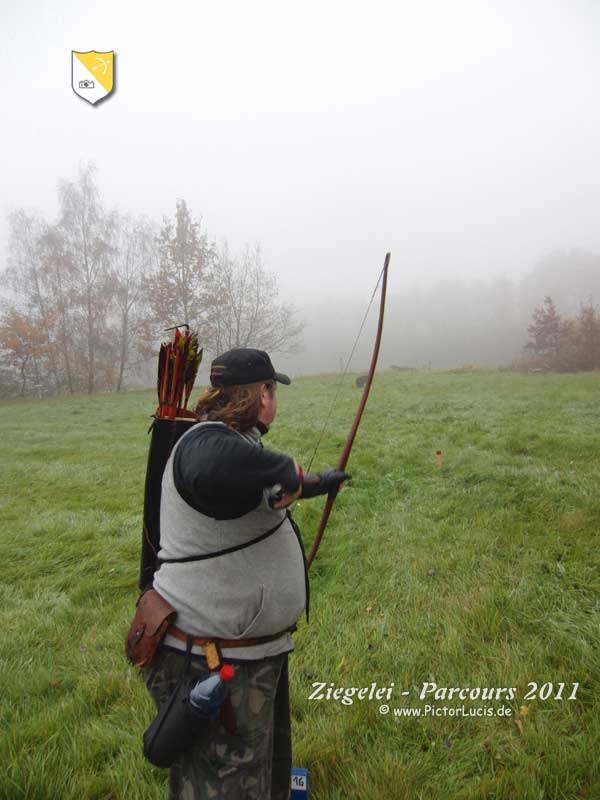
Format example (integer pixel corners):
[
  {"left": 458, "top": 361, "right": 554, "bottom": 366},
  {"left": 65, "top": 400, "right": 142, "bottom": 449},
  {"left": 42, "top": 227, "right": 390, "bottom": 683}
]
[{"left": 72, "top": 51, "right": 114, "bottom": 105}]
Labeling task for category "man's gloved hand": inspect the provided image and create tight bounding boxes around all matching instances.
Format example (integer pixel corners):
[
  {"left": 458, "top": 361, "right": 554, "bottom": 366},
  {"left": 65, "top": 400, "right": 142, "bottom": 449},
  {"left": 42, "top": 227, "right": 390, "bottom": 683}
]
[
  {"left": 267, "top": 483, "right": 285, "bottom": 508},
  {"left": 301, "top": 469, "right": 352, "bottom": 499}
]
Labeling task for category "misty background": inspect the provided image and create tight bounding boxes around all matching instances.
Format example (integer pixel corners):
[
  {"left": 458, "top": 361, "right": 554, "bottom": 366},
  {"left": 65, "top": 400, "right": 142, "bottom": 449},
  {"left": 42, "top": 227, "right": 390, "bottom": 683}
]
[{"left": 2, "top": 0, "right": 600, "bottom": 382}]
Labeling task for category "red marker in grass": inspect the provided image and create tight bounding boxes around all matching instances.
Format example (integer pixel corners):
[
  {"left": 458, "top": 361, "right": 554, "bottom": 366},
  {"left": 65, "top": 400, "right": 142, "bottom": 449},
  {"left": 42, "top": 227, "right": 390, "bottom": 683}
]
[{"left": 436, "top": 450, "right": 443, "bottom": 469}]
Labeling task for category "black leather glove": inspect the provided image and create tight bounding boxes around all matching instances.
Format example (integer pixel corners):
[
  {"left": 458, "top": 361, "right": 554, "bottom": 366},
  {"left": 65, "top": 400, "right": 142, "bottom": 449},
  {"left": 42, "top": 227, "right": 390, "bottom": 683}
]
[{"left": 301, "top": 469, "right": 351, "bottom": 499}]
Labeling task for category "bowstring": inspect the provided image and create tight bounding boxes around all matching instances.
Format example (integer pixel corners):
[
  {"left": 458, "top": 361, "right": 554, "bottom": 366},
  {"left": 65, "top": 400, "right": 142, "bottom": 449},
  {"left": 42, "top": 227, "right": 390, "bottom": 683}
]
[{"left": 305, "top": 265, "right": 385, "bottom": 473}]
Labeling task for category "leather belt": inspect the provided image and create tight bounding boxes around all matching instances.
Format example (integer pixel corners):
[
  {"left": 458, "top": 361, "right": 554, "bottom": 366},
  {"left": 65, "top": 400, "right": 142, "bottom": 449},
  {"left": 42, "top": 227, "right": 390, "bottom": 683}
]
[{"left": 168, "top": 624, "right": 297, "bottom": 649}]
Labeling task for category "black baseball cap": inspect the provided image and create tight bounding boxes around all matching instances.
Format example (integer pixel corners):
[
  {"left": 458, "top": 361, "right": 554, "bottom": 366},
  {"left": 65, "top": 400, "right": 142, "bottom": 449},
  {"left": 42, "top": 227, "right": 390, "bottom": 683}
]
[{"left": 210, "top": 348, "right": 291, "bottom": 387}]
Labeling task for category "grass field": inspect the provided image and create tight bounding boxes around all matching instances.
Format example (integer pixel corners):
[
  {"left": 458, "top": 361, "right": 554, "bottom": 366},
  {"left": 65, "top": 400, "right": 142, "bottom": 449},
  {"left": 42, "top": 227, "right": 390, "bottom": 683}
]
[{"left": 1, "top": 370, "right": 599, "bottom": 799}]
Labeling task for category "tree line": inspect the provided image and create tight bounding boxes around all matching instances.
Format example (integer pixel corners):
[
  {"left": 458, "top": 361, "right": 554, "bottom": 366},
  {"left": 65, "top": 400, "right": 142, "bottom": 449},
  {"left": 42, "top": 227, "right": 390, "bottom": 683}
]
[
  {"left": 299, "top": 253, "right": 600, "bottom": 375},
  {"left": 523, "top": 295, "right": 600, "bottom": 371},
  {"left": 0, "top": 164, "right": 303, "bottom": 398}
]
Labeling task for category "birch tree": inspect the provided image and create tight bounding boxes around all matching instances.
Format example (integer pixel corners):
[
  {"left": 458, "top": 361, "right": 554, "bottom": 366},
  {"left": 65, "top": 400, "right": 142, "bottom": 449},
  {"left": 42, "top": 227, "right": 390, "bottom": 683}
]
[
  {"left": 203, "top": 244, "right": 304, "bottom": 355},
  {"left": 57, "top": 163, "right": 113, "bottom": 394},
  {"left": 111, "top": 213, "right": 157, "bottom": 391}
]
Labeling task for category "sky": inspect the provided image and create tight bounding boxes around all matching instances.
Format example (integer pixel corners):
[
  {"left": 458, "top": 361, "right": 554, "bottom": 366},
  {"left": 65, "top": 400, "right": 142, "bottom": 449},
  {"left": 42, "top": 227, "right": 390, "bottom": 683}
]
[{"left": 2, "top": 0, "right": 600, "bottom": 359}]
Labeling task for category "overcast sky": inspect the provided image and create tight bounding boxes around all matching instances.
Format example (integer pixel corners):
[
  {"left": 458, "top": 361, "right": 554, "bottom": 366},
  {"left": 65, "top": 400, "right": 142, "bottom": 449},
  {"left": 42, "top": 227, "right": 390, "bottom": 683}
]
[{"left": 2, "top": 0, "right": 600, "bottom": 314}]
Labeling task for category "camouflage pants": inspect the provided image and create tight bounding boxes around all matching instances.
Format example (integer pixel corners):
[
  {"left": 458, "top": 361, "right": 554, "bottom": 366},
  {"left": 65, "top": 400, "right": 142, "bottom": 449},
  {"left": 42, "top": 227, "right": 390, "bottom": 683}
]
[{"left": 144, "top": 647, "right": 292, "bottom": 800}]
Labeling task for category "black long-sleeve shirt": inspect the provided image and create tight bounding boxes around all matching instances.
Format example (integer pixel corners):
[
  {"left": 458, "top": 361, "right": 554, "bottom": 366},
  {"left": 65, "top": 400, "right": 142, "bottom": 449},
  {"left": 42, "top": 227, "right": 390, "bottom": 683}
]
[{"left": 173, "top": 424, "right": 300, "bottom": 520}]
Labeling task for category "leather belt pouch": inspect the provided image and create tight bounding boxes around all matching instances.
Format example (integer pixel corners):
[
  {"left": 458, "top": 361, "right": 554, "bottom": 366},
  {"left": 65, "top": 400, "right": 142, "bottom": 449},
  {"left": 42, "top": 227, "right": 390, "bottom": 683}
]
[{"left": 125, "top": 588, "right": 177, "bottom": 668}]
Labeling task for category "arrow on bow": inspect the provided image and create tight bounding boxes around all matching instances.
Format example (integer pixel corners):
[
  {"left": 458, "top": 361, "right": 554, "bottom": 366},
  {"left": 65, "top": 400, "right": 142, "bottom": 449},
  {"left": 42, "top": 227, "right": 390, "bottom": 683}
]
[{"left": 306, "top": 252, "right": 390, "bottom": 569}]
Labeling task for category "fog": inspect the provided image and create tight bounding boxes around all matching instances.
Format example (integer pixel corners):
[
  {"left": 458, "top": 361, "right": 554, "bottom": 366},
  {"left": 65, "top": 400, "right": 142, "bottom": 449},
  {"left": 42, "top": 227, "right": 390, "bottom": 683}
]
[{"left": 2, "top": 0, "right": 600, "bottom": 379}]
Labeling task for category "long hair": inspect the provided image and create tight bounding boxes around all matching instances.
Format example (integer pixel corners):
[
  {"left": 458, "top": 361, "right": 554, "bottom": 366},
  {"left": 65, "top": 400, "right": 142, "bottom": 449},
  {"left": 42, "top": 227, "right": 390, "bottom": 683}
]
[{"left": 194, "top": 381, "right": 275, "bottom": 432}]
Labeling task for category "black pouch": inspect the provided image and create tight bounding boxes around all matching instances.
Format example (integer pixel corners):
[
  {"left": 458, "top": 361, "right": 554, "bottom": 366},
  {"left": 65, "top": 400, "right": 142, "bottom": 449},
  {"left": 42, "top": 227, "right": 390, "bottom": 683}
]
[{"left": 143, "top": 637, "right": 209, "bottom": 768}]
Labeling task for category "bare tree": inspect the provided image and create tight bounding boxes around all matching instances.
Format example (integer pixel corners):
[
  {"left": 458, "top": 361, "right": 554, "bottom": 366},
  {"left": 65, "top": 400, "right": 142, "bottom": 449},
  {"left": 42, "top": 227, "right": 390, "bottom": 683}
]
[
  {"left": 37, "top": 225, "right": 78, "bottom": 393},
  {"left": 3, "top": 210, "right": 61, "bottom": 392},
  {"left": 111, "top": 213, "right": 157, "bottom": 391},
  {"left": 203, "top": 244, "right": 304, "bottom": 355},
  {"left": 57, "top": 163, "right": 113, "bottom": 393}
]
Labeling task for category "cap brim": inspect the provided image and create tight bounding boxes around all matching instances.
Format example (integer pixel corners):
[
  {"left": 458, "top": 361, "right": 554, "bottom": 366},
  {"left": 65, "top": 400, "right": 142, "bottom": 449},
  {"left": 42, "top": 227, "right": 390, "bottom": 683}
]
[{"left": 274, "top": 371, "right": 291, "bottom": 385}]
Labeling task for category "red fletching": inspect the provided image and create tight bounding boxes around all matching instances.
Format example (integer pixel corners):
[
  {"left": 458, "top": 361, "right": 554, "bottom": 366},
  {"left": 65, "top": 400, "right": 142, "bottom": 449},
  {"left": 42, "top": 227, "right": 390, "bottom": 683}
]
[{"left": 155, "top": 326, "right": 203, "bottom": 419}]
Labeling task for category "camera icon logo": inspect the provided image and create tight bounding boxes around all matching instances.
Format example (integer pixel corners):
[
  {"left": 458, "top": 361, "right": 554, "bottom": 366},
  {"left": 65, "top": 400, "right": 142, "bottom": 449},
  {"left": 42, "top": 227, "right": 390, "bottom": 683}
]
[{"left": 72, "top": 50, "right": 114, "bottom": 105}]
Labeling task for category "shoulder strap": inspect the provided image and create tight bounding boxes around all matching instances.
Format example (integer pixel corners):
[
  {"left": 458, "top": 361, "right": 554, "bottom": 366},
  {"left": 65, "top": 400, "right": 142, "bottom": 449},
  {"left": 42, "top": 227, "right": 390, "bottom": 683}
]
[
  {"left": 159, "top": 515, "right": 287, "bottom": 565},
  {"left": 286, "top": 510, "right": 310, "bottom": 623}
]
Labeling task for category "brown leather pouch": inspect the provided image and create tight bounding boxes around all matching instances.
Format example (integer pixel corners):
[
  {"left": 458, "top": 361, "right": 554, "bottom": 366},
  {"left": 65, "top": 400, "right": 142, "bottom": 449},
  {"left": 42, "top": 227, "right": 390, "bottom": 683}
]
[{"left": 125, "top": 588, "right": 177, "bottom": 668}]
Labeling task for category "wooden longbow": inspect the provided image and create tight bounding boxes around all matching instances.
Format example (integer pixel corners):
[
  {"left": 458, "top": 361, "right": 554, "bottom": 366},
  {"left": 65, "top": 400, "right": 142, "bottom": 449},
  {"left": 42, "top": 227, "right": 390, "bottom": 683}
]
[{"left": 306, "top": 252, "right": 390, "bottom": 569}]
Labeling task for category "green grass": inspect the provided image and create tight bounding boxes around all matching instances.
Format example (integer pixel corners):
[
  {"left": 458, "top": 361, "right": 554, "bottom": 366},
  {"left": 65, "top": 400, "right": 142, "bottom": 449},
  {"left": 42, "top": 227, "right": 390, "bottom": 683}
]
[{"left": 1, "top": 371, "right": 599, "bottom": 799}]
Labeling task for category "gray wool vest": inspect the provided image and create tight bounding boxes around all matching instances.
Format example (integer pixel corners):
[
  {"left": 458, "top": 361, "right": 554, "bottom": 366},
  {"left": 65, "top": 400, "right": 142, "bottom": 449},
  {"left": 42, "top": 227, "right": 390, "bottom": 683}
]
[{"left": 153, "top": 421, "right": 307, "bottom": 660}]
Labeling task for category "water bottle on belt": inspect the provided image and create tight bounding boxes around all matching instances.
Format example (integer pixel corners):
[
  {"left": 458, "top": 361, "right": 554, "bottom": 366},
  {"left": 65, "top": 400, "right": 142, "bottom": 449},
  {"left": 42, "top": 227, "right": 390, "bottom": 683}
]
[{"left": 189, "top": 665, "right": 235, "bottom": 718}]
